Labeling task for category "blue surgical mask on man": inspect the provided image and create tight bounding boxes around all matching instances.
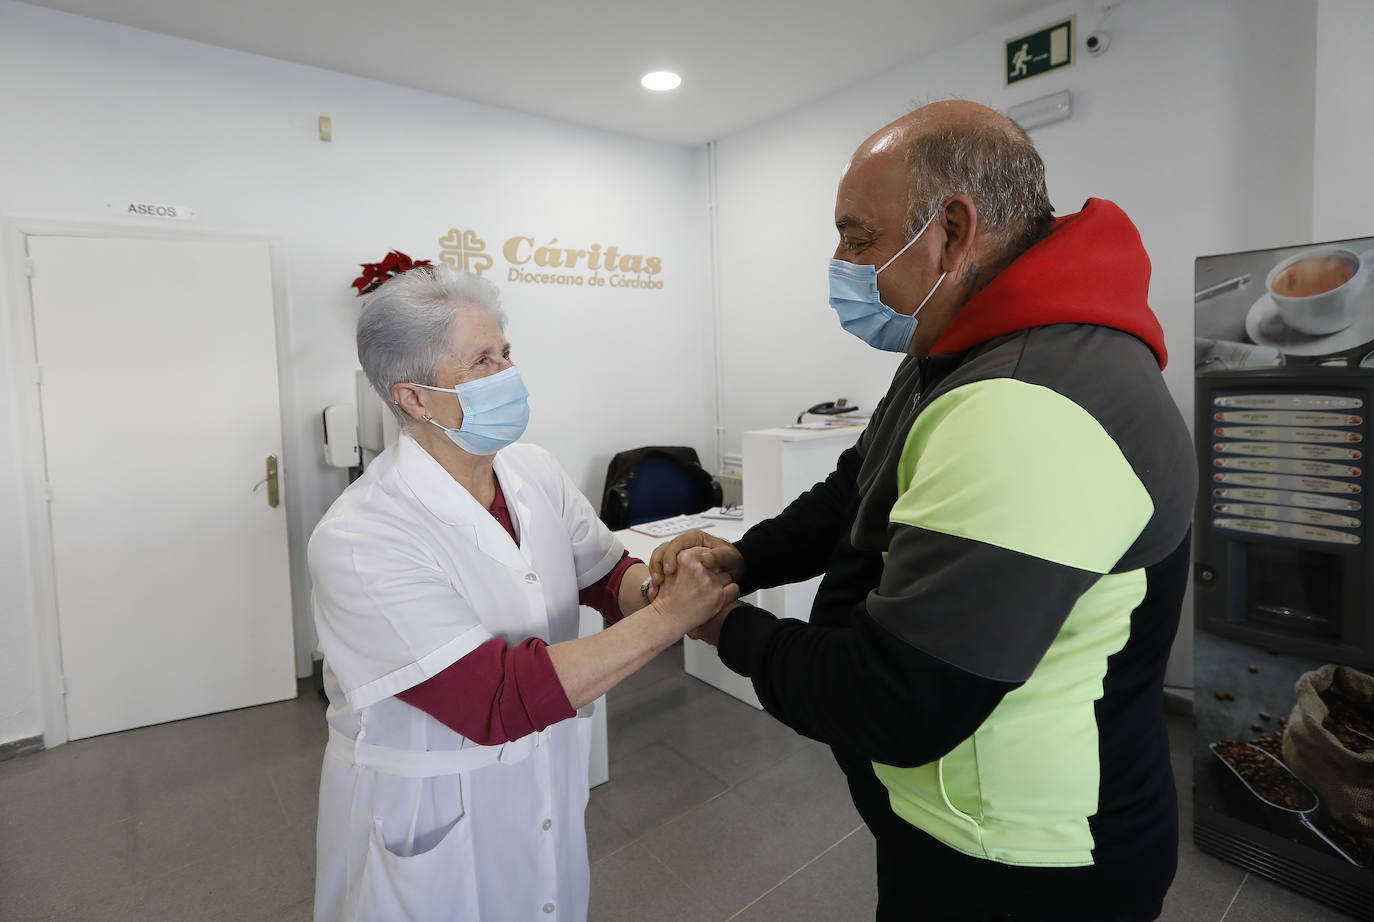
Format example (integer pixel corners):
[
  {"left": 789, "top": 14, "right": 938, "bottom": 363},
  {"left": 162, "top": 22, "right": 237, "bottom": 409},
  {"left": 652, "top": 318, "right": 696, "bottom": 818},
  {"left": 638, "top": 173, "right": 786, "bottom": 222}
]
[
  {"left": 407, "top": 365, "right": 530, "bottom": 455},
  {"left": 828, "top": 207, "right": 950, "bottom": 353}
]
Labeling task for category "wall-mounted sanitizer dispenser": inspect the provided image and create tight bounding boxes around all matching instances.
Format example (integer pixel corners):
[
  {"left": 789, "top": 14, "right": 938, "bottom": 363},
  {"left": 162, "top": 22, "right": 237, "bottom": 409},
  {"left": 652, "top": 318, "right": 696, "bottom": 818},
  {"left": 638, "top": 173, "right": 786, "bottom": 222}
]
[
  {"left": 320, "top": 374, "right": 402, "bottom": 472},
  {"left": 321, "top": 404, "right": 360, "bottom": 468}
]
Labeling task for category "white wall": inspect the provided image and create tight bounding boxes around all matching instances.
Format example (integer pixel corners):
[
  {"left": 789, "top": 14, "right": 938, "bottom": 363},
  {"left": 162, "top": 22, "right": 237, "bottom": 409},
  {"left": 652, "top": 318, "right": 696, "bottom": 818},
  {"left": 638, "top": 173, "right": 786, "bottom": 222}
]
[
  {"left": 1312, "top": 0, "right": 1374, "bottom": 241},
  {"left": 0, "top": 2, "right": 712, "bottom": 746},
  {"left": 711, "top": 0, "right": 1321, "bottom": 689}
]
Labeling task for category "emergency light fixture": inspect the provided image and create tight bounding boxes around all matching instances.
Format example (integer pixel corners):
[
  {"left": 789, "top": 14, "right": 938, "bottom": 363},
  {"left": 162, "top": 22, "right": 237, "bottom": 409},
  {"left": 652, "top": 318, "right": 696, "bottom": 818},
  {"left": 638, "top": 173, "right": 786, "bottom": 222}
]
[{"left": 1006, "top": 90, "right": 1073, "bottom": 131}]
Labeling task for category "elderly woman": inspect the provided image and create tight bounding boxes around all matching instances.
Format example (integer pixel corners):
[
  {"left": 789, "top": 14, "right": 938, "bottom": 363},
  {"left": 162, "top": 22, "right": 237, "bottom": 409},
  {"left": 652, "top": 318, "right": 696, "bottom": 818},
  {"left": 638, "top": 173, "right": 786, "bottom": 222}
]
[{"left": 309, "top": 265, "right": 734, "bottom": 921}]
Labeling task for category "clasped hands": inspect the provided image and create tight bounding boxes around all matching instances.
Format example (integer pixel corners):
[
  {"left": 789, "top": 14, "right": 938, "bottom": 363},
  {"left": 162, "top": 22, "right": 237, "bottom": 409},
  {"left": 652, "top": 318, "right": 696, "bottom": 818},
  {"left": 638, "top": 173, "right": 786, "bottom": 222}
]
[{"left": 646, "top": 530, "right": 745, "bottom": 646}]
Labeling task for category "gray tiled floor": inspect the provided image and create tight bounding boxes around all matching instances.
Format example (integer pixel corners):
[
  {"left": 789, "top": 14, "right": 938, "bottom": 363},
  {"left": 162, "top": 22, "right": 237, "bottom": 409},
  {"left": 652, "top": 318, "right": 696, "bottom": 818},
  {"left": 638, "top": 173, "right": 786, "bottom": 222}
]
[{"left": 0, "top": 648, "right": 1357, "bottom": 921}]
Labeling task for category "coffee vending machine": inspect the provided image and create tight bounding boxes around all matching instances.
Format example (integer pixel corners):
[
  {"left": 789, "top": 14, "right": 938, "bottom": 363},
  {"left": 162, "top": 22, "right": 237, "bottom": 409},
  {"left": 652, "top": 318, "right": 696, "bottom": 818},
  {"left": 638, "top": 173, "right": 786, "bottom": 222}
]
[{"left": 1193, "top": 236, "right": 1374, "bottom": 919}]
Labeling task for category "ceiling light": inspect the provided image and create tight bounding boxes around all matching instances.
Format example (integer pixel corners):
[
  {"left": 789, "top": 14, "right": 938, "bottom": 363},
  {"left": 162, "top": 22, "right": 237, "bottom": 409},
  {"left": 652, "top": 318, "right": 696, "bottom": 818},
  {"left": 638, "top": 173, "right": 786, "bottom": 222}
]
[{"left": 641, "top": 71, "right": 681, "bottom": 91}]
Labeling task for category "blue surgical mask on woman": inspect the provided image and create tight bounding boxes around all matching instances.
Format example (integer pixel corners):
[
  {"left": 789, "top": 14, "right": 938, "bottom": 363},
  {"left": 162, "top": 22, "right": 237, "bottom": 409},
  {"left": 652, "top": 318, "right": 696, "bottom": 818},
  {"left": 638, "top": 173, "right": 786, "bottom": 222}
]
[
  {"left": 408, "top": 365, "right": 530, "bottom": 455},
  {"left": 827, "top": 207, "right": 949, "bottom": 353}
]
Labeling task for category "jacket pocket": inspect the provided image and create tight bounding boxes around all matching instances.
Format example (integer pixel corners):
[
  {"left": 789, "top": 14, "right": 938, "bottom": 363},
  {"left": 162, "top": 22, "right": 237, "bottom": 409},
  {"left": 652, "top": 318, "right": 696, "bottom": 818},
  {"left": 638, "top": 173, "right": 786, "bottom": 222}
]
[{"left": 347, "top": 780, "right": 480, "bottom": 922}]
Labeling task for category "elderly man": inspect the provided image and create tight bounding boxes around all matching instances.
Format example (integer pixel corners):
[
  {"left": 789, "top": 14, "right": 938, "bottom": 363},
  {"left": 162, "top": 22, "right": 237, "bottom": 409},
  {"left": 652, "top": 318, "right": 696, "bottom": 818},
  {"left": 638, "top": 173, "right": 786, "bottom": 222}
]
[{"left": 654, "top": 100, "right": 1196, "bottom": 920}]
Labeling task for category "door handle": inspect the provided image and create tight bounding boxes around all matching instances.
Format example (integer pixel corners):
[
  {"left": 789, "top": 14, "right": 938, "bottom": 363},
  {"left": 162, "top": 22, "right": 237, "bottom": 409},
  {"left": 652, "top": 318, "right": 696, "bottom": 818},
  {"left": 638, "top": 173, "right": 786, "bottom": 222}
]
[{"left": 265, "top": 455, "right": 279, "bottom": 508}]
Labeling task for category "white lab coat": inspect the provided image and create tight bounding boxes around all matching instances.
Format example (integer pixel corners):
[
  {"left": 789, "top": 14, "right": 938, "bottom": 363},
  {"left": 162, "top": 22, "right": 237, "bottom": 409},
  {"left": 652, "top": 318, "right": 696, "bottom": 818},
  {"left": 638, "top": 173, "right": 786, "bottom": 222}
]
[{"left": 308, "top": 434, "right": 622, "bottom": 922}]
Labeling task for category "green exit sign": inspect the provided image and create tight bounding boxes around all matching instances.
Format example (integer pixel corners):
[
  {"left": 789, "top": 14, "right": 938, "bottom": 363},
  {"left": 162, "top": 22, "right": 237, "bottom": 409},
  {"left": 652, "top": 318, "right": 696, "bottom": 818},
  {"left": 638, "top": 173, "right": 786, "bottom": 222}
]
[{"left": 1006, "top": 18, "right": 1074, "bottom": 85}]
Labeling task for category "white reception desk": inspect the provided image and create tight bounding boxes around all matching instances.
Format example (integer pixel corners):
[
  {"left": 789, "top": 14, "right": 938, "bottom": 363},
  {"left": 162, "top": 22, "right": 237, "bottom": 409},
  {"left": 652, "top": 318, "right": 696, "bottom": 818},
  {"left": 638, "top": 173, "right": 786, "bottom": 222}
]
[{"left": 614, "top": 424, "right": 863, "bottom": 709}]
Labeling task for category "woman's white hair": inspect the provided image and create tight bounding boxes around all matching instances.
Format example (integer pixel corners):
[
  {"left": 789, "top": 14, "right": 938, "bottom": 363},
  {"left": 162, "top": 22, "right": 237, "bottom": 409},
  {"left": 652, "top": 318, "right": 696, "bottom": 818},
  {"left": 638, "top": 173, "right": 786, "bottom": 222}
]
[{"left": 356, "top": 263, "right": 506, "bottom": 425}]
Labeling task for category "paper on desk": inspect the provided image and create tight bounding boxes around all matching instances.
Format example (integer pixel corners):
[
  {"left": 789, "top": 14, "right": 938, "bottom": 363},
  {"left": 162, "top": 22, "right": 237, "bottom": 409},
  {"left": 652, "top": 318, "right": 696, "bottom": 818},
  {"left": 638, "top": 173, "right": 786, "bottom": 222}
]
[
  {"left": 629, "top": 515, "right": 716, "bottom": 538},
  {"left": 788, "top": 417, "right": 870, "bottom": 430}
]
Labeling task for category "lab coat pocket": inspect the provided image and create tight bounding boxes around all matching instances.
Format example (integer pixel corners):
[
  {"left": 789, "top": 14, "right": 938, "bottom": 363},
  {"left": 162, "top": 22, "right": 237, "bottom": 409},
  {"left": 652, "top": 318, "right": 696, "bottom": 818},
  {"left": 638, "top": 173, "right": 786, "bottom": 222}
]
[{"left": 349, "top": 784, "right": 480, "bottom": 922}]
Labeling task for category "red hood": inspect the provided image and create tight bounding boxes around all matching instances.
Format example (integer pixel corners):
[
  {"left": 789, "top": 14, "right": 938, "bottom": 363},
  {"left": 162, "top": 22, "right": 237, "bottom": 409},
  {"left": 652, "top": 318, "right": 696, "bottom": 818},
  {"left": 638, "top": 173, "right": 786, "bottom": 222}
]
[{"left": 929, "top": 198, "right": 1167, "bottom": 368}]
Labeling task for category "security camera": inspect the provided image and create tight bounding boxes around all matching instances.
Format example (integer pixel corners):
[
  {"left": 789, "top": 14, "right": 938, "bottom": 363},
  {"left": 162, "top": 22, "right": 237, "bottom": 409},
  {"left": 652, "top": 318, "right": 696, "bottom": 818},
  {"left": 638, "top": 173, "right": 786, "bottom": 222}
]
[{"left": 1085, "top": 31, "right": 1110, "bottom": 55}]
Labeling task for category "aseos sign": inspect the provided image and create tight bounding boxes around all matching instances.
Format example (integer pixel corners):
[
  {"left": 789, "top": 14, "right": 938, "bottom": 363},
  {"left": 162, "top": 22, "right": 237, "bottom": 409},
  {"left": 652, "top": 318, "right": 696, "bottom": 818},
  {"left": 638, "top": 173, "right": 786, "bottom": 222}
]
[
  {"left": 115, "top": 201, "right": 194, "bottom": 219},
  {"left": 437, "top": 227, "right": 664, "bottom": 290}
]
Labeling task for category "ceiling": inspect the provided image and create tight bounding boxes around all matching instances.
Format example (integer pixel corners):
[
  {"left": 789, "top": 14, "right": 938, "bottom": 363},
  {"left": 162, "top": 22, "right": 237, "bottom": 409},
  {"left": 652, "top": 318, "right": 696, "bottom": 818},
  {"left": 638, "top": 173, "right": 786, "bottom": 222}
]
[{"left": 20, "top": 0, "right": 1064, "bottom": 146}]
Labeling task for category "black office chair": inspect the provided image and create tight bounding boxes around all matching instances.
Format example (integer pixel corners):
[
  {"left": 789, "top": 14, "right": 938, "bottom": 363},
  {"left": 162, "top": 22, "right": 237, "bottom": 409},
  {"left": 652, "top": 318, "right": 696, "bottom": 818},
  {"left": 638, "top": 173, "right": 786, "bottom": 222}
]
[{"left": 599, "top": 446, "right": 723, "bottom": 530}]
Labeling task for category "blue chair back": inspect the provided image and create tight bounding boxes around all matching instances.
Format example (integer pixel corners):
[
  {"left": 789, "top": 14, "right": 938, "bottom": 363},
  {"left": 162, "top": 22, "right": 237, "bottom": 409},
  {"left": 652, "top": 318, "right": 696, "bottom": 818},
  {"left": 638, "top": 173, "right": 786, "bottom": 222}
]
[
  {"left": 599, "top": 446, "right": 722, "bottom": 530},
  {"left": 625, "top": 454, "right": 705, "bottom": 526}
]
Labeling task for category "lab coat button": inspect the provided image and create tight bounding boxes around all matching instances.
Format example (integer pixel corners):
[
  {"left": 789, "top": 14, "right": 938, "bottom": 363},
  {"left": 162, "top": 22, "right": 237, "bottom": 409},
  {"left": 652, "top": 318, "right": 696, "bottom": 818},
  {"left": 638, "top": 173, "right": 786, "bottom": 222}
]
[
  {"left": 525, "top": 572, "right": 538, "bottom": 583},
  {"left": 542, "top": 818, "right": 552, "bottom": 831},
  {"left": 543, "top": 902, "right": 555, "bottom": 914}
]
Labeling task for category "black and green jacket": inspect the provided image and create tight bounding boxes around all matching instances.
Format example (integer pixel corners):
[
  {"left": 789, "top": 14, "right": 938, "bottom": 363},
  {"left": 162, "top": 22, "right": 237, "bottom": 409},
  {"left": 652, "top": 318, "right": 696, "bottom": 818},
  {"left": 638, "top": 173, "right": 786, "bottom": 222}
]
[{"left": 719, "top": 199, "right": 1197, "bottom": 874}]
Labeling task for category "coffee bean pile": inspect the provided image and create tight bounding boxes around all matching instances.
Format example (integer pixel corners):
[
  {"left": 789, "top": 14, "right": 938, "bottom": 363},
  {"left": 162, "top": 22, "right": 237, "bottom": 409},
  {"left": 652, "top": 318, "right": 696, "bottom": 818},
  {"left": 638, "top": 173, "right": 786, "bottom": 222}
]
[
  {"left": 1214, "top": 739, "right": 1316, "bottom": 811},
  {"left": 1320, "top": 687, "right": 1374, "bottom": 754},
  {"left": 1249, "top": 730, "right": 1285, "bottom": 760}
]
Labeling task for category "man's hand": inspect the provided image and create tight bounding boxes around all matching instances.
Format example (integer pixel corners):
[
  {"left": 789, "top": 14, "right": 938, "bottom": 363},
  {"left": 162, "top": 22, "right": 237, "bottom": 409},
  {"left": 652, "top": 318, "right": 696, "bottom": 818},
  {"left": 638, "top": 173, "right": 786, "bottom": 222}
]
[
  {"left": 687, "top": 600, "right": 743, "bottom": 647},
  {"left": 648, "top": 530, "right": 745, "bottom": 600}
]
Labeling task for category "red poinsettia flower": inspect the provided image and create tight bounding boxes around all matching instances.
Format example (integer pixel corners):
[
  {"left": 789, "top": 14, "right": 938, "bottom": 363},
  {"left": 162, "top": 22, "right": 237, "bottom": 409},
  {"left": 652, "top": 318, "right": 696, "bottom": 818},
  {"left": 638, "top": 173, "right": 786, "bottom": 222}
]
[{"left": 351, "top": 249, "right": 434, "bottom": 295}]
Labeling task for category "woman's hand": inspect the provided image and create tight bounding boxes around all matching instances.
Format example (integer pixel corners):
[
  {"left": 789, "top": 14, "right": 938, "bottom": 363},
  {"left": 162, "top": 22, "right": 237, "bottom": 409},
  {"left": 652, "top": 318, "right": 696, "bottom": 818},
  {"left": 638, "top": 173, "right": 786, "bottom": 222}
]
[
  {"left": 647, "top": 530, "right": 745, "bottom": 601},
  {"left": 548, "top": 550, "right": 737, "bottom": 710},
  {"left": 650, "top": 546, "right": 739, "bottom": 636}
]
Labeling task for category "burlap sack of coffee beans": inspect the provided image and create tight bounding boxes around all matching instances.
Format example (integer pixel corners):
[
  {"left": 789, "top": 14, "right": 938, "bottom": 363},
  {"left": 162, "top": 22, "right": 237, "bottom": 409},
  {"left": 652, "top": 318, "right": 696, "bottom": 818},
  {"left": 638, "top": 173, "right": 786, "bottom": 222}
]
[{"left": 1282, "top": 665, "right": 1374, "bottom": 840}]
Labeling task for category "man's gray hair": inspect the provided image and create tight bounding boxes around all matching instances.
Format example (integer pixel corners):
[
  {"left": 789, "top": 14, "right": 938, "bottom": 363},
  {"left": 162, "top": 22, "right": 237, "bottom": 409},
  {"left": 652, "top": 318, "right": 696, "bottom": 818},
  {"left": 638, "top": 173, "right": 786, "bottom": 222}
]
[
  {"left": 904, "top": 122, "right": 1054, "bottom": 268},
  {"left": 356, "top": 263, "right": 506, "bottom": 424}
]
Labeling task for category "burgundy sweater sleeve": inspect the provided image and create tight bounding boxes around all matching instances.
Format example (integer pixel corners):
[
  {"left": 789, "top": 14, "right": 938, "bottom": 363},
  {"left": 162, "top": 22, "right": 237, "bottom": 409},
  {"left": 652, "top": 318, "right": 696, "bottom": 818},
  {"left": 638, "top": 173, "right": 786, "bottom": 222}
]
[
  {"left": 396, "top": 637, "right": 574, "bottom": 745},
  {"left": 578, "top": 551, "right": 641, "bottom": 624}
]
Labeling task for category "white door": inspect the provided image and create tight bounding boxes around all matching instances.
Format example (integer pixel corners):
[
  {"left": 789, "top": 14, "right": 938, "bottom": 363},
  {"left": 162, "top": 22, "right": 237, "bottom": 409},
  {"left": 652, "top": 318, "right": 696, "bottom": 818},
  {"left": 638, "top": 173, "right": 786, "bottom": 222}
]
[{"left": 27, "top": 234, "right": 296, "bottom": 740}]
